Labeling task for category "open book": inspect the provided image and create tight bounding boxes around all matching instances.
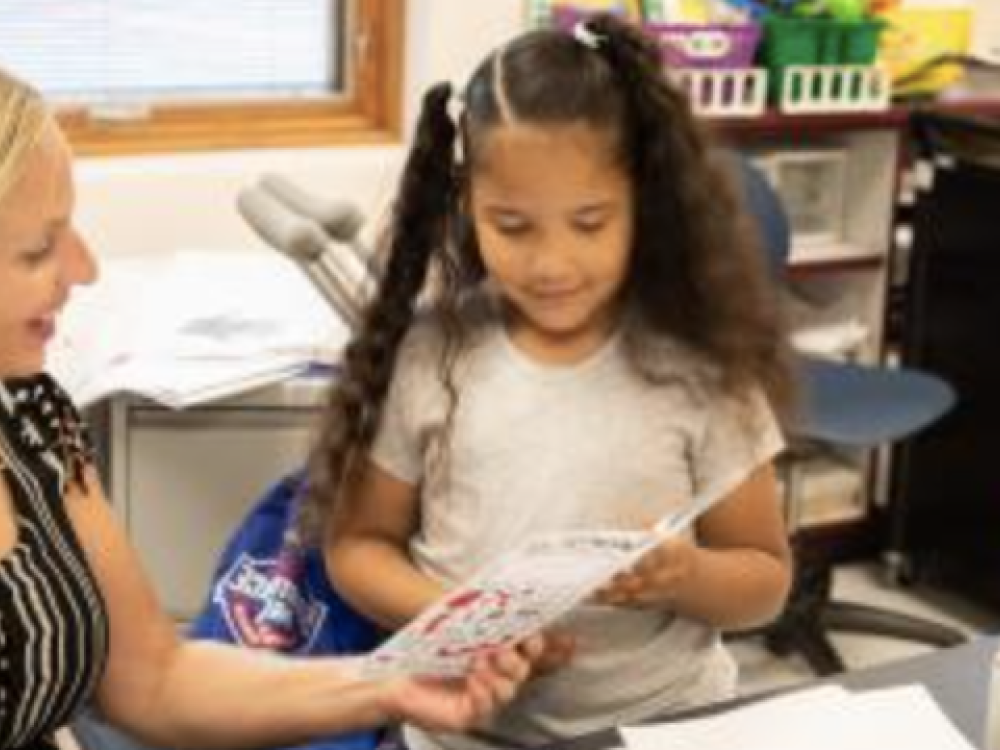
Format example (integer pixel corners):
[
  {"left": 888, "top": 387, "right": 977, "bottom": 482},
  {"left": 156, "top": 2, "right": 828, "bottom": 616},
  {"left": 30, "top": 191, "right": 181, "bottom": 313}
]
[{"left": 360, "top": 468, "right": 747, "bottom": 678}]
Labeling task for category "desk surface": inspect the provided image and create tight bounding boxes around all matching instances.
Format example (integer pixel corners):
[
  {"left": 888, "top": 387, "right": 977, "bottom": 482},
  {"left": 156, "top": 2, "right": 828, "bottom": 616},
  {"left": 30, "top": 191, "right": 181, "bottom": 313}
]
[
  {"left": 831, "top": 635, "right": 997, "bottom": 747},
  {"left": 545, "top": 635, "right": 998, "bottom": 750}
]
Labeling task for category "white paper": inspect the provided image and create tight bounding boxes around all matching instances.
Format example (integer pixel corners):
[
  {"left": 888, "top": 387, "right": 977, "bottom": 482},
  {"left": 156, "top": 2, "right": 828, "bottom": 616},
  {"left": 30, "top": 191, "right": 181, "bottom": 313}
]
[
  {"left": 49, "top": 250, "right": 349, "bottom": 408},
  {"left": 621, "top": 684, "right": 976, "bottom": 750},
  {"left": 361, "top": 469, "right": 747, "bottom": 678},
  {"left": 363, "top": 529, "right": 652, "bottom": 679}
]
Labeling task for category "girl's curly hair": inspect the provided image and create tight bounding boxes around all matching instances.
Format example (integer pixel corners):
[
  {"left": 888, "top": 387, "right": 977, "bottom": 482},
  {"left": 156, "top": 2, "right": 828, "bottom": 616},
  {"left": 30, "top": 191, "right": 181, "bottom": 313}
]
[{"left": 303, "top": 15, "right": 796, "bottom": 538}]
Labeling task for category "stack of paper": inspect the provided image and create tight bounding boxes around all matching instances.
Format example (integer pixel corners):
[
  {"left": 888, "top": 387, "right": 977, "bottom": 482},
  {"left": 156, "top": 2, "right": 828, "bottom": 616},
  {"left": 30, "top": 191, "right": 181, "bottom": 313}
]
[
  {"left": 49, "top": 250, "right": 350, "bottom": 409},
  {"left": 621, "top": 684, "right": 976, "bottom": 750}
]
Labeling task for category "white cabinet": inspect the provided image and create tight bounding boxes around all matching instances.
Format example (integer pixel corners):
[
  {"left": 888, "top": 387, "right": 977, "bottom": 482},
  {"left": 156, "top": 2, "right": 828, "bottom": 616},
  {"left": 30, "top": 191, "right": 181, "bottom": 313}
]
[
  {"left": 743, "top": 122, "right": 902, "bottom": 532},
  {"left": 100, "top": 378, "right": 326, "bottom": 620}
]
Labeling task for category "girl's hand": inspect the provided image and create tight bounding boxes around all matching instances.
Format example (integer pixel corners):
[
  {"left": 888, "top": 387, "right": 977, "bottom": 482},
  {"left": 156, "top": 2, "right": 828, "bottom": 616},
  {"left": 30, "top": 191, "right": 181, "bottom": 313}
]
[
  {"left": 380, "top": 639, "right": 541, "bottom": 732},
  {"left": 595, "top": 535, "right": 699, "bottom": 609},
  {"left": 528, "top": 629, "right": 578, "bottom": 678}
]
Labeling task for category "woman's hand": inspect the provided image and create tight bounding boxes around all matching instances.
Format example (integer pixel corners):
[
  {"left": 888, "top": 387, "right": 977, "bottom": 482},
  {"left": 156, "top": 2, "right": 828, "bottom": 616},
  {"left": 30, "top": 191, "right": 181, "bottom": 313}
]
[
  {"left": 595, "top": 535, "right": 699, "bottom": 610},
  {"left": 379, "top": 638, "right": 543, "bottom": 732}
]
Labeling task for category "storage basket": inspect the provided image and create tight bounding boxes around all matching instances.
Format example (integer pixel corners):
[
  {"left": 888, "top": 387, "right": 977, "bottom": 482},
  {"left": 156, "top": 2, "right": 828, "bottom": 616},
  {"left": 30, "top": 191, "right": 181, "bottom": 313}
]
[
  {"left": 880, "top": 7, "right": 971, "bottom": 95},
  {"left": 644, "top": 22, "right": 762, "bottom": 69},
  {"left": 760, "top": 15, "right": 886, "bottom": 100},
  {"left": 550, "top": 8, "right": 761, "bottom": 70}
]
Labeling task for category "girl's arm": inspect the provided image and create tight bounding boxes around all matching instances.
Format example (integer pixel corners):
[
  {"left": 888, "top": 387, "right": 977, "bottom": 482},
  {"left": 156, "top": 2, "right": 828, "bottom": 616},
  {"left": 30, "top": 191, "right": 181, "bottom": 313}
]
[
  {"left": 67, "top": 468, "right": 531, "bottom": 749},
  {"left": 598, "top": 463, "right": 792, "bottom": 630},
  {"left": 325, "top": 459, "right": 445, "bottom": 629},
  {"left": 328, "top": 459, "right": 578, "bottom": 678}
]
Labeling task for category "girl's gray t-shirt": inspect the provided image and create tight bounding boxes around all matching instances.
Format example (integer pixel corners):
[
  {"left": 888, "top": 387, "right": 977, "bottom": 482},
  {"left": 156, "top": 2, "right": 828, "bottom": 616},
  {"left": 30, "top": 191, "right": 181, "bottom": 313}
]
[{"left": 370, "top": 308, "right": 784, "bottom": 750}]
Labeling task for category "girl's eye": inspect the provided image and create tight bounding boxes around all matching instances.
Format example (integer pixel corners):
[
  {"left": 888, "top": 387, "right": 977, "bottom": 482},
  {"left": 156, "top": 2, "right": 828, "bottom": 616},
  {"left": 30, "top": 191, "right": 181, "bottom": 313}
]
[
  {"left": 575, "top": 219, "right": 606, "bottom": 235},
  {"left": 495, "top": 220, "right": 531, "bottom": 237}
]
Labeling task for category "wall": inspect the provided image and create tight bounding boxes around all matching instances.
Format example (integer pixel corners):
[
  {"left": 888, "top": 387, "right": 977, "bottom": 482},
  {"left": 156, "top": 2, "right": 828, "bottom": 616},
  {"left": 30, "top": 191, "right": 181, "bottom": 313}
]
[{"left": 75, "top": 0, "right": 523, "bottom": 257}]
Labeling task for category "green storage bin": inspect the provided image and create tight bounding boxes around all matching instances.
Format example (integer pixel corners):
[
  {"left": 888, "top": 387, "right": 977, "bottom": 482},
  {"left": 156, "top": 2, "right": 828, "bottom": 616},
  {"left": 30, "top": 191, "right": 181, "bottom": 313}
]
[
  {"left": 839, "top": 18, "right": 885, "bottom": 65},
  {"left": 760, "top": 15, "right": 885, "bottom": 102},
  {"left": 761, "top": 16, "right": 821, "bottom": 65},
  {"left": 761, "top": 16, "right": 819, "bottom": 100}
]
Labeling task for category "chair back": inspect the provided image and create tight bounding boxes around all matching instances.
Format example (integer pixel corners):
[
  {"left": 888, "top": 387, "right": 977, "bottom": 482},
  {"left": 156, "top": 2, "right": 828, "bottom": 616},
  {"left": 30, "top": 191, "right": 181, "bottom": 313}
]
[
  {"left": 728, "top": 150, "right": 956, "bottom": 448},
  {"left": 730, "top": 154, "right": 791, "bottom": 278}
]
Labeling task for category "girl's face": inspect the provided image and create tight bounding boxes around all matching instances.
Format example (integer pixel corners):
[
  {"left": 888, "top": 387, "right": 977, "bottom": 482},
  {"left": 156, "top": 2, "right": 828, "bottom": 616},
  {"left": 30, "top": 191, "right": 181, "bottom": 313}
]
[
  {"left": 470, "top": 122, "right": 634, "bottom": 364},
  {"left": 0, "top": 125, "right": 97, "bottom": 378}
]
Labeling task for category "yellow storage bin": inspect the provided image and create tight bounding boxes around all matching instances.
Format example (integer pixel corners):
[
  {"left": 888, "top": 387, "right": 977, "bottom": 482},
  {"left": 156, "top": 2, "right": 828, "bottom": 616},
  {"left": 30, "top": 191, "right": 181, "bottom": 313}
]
[{"left": 879, "top": 7, "right": 971, "bottom": 95}]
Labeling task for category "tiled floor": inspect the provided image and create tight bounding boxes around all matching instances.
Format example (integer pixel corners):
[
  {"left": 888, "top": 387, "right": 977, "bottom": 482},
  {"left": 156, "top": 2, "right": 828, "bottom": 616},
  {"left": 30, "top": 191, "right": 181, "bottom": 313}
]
[{"left": 731, "top": 561, "right": 1000, "bottom": 747}]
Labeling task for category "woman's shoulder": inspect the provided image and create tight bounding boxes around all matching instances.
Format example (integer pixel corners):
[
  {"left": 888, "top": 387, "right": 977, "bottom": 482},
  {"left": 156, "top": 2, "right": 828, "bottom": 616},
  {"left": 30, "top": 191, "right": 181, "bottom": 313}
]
[
  {"left": 1, "top": 373, "right": 93, "bottom": 486},
  {"left": 5, "top": 371, "right": 77, "bottom": 404},
  {"left": 5, "top": 372, "right": 83, "bottom": 424}
]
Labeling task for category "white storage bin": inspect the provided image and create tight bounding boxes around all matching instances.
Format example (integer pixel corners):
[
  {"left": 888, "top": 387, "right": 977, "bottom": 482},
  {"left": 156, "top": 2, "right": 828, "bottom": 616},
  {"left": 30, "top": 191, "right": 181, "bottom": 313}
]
[{"left": 771, "top": 148, "right": 849, "bottom": 249}]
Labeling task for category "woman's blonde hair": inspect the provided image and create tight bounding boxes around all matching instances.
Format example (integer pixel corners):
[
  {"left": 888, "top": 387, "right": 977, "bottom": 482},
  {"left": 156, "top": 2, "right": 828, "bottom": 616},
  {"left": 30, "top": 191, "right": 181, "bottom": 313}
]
[{"left": 0, "top": 69, "right": 48, "bottom": 206}]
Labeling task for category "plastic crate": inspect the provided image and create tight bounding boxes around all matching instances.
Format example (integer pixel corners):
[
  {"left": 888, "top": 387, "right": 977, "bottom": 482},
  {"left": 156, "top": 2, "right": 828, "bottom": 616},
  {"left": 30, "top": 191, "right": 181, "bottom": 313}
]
[
  {"left": 760, "top": 16, "right": 885, "bottom": 100},
  {"left": 779, "top": 64, "right": 891, "bottom": 114},
  {"left": 880, "top": 7, "right": 971, "bottom": 95},
  {"left": 644, "top": 22, "right": 762, "bottom": 69},
  {"left": 550, "top": 9, "right": 761, "bottom": 71},
  {"left": 673, "top": 67, "right": 768, "bottom": 117}
]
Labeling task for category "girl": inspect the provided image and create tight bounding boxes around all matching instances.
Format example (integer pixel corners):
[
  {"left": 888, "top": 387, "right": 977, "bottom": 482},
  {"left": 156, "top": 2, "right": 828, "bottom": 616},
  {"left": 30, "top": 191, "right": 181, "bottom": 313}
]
[{"left": 311, "top": 14, "right": 796, "bottom": 750}]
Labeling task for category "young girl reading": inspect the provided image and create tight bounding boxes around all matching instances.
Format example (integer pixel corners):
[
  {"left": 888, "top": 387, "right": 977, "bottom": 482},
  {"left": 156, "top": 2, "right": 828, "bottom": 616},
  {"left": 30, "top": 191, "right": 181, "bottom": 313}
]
[{"left": 308, "top": 13, "right": 796, "bottom": 750}]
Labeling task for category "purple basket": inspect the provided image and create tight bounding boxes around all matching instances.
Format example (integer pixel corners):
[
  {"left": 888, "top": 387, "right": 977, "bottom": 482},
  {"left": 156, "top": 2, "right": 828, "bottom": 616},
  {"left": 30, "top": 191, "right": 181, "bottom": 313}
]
[
  {"left": 644, "top": 23, "right": 761, "bottom": 69},
  {"left": 548, "top": 10, "right": 760, "bottom": 70}
]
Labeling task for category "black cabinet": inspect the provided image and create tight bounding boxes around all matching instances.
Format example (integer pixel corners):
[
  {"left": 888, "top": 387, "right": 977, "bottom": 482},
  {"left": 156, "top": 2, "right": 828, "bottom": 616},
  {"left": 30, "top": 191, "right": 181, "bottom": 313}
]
[{"left": 895, "top": 115, "right": 1000, "bottom": 609}]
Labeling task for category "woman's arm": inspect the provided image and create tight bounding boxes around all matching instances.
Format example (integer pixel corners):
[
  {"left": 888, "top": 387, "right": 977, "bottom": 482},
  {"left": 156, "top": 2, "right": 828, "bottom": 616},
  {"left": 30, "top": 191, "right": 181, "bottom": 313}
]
[
  {"left": 598, "top": 463, "right": 793, "bottom": 630},
  {"left": 67, "top": 468, "right": 530, "bottom": 750},
  {"left": 324, "top": 459, "right": 445, "bottom": 630}
]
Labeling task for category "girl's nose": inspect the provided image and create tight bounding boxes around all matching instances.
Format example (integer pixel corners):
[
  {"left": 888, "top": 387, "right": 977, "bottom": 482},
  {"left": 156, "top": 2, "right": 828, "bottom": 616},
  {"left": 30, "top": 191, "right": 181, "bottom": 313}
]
[{"left": 528, "top": 234, "right": 574, "bottom": 280}]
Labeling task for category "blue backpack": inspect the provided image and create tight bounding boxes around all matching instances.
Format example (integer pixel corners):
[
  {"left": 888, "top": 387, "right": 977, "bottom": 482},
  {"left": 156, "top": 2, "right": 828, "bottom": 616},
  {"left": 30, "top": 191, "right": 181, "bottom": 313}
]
[{"left": 189, "top": 470, "right": 384, "bottom": 750}]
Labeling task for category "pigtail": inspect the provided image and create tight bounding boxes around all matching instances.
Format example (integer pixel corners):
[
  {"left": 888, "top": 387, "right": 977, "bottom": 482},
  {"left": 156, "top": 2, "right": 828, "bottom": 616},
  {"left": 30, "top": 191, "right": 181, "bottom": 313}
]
[
  {"left": 588, "top": 15, "right": 717, "bottom": 333},
  {"left": 587, "top": 14, "right": 796, "bottom": 422},
  {"left": 304, "top": 82, "right": 461, "bottom": 537}
]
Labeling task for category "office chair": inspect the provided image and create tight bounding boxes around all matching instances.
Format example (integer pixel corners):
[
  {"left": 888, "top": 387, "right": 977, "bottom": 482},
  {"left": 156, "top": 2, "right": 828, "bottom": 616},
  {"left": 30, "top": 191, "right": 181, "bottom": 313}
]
[{"left": 734, "top": 154, "right": 967, "bottom": 676}]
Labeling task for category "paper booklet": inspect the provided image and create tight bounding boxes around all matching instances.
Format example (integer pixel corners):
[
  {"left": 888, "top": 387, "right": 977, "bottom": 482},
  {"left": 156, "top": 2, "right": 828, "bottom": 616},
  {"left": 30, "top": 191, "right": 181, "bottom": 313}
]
[{"left": 360, "top": 469, "right": 746, "bottom": 679}]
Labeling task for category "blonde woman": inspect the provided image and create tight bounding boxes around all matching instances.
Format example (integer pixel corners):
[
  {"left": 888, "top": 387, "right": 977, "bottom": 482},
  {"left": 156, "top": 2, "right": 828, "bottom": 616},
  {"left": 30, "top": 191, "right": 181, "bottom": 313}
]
[{"left": 0, "top": 69, "right": 538, "bottom": 750}]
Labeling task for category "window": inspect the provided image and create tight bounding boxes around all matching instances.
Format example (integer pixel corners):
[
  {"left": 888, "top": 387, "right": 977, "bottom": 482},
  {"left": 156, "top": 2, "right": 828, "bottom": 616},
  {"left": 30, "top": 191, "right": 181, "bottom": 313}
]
[{"left": 0, "top": 0, "right": 402, "bottom": 155}]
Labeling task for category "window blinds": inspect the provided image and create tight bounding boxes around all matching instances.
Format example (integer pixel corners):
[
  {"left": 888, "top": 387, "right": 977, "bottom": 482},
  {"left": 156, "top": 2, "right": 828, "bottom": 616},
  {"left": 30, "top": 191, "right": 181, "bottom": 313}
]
[{"left": 0, "top": 0, "right": 345, "bottom": 103}]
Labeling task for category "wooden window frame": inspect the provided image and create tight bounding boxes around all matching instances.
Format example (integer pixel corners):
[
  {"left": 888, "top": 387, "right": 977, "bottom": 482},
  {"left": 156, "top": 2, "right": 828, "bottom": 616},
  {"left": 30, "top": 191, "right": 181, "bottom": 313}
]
[{"left": 58, "top": 0, "right": 403, "bottom": 157}]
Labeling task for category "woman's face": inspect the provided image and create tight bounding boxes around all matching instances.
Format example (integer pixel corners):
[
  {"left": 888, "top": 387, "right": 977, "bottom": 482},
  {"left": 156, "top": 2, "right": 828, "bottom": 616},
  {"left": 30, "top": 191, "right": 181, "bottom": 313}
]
[{"left": 0, "top": 125, "right": 97, "bottom": 378}]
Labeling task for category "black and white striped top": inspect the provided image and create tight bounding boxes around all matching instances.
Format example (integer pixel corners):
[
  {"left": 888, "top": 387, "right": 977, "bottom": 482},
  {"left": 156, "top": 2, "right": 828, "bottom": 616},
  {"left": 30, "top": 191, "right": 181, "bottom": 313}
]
[{"left": 0, "top": 375, "right": 108, "bottom": 750}]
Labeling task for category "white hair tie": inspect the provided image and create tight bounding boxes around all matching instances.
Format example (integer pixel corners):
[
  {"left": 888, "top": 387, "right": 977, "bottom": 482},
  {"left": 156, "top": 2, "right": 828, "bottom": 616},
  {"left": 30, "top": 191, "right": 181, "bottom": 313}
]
[
  {"left": 447, "top": 93, "right": 466, "bottom": 166},
  {"left": 447, "top": 93, "right": 465, "bottom": 126},
  {"left": 572, "top": 20, "right": 602, "bottom": 51}
]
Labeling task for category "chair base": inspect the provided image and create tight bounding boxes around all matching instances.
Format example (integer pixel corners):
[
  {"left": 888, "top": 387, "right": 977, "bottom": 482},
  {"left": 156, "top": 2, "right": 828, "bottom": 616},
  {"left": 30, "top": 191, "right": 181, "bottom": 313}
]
[{"left": 761, "top": 559, "right": 967, "bottom": 677}]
